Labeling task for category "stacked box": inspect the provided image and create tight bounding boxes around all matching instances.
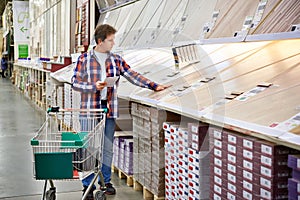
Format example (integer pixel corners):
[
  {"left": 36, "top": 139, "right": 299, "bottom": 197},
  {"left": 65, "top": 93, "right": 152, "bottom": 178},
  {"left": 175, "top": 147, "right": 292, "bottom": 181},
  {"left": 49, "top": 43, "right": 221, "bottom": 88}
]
[
  {"left": 164, "top": 122, "right": 210, "bottom": 200},
  {"left": 288, "top": 154, "right": 300, "bottom": 199},
  {"left": 113, "top": 137, "right": 120, "bottom": 168},
  {"left": 188, "top": 123, "right": 210, "bottom": 199},
  {"left": 132, "top": 112, "right": 146, "bottom": 184},
  {"left": 163, "top": 122, "right": 179, "bottom": 199},
  {"left": 112, "top": 136, "right": 133, "bottom": 173},
  {"left": 210, "top": 126, "right": 296, "bottom": 200},
  {"left": 151, "top": 130, "right": 165, "bottom": 197},
  {"left": 119, "top": 139, "right": 126, "bottom": 170},
  {"left": 123, "top": 139, "right": 133, "bottom": 175},
  {"left": 131, "top": 103, "right": 180, "bottom": 197},
  {"left": 177, "top": 128, "right": 189, "bottom": 199},
  {"left": 188, "top": 123, "right": 209, "bottom": 151}
]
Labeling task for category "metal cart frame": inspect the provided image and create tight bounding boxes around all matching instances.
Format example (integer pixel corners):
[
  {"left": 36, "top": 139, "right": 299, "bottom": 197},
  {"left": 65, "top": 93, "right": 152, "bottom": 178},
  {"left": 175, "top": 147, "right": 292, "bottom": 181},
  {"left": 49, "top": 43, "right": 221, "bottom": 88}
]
[{"left": 31, "top": 108, "right": 108, "bottom": 200}]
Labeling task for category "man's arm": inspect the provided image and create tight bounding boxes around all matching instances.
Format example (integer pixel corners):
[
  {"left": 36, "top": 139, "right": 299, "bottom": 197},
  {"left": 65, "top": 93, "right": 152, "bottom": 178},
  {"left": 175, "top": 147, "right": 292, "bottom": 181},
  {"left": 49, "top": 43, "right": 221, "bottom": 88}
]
[{"left": 118, "top": 56, "right": 171, "bottom": 91}]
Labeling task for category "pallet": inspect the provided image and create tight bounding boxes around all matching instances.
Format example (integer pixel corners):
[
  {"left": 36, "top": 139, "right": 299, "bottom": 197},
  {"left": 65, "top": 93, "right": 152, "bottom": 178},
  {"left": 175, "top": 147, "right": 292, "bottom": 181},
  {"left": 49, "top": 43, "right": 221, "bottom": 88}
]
[
  {"left": 133, "top": 179, "right": 165, "bottom": 200},
  {"left": 111, "top": 165, "right": 133, "bottom": 187}
]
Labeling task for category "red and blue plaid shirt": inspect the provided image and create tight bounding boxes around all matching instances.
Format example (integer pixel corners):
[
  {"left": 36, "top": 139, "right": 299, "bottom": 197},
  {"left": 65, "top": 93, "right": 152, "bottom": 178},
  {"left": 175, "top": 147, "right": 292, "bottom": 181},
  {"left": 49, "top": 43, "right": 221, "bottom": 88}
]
[{"left": 72, "top": 48, "right": 158, "bottom": 118}]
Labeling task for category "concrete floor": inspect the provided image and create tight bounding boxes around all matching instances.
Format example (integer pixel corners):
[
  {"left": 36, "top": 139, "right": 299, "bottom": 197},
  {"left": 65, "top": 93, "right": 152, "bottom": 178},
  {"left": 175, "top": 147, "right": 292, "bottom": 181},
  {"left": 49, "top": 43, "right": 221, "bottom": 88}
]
[{"left": 0, "top": 78, "right": 143, "bottom": 200}]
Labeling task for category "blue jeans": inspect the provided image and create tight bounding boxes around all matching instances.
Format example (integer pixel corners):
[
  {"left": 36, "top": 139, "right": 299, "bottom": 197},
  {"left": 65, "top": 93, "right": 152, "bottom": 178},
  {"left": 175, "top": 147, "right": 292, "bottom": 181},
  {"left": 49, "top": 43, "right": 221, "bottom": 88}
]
[{"left": 82, "top": 117, "right": 116, "bottom": 187}]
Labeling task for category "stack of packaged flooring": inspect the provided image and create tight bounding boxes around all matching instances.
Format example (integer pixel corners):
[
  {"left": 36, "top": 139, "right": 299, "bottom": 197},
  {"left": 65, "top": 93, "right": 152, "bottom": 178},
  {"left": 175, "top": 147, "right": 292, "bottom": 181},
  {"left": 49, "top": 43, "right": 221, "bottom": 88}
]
[
  {"left": 131, "top": 102, "right": 179, "bottom": 197},
  {"left": 210, "top": 126, "right": 299, "bottom": 199},
  {"left": 113, "top": 136, "right": 133, "bottom": 175},
  {"left": 288, "top": 154, "right": 300, "bottom": 199},
  {"left": 164, "top": 122, "right": 210, "bottom": 199}
]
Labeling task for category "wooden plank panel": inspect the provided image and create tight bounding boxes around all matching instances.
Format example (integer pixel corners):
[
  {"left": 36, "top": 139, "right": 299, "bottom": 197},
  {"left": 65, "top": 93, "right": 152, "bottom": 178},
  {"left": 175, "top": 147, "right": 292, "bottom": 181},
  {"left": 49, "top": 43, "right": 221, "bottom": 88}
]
[
  {"left": 205, "top": 0, "right": 258, "bottom": 38},
  {"left": 172, "top": 0, "right": 217, "bottom": 42},
  {"left": 100, "top": 8, "right": 121, "bottom": 28},
  {"left": 169, "top": 40, "right": 300, "bottom": 113},
  {"left": 250, "top": 0, "right": 300, "bottom": 34},
  {"left": 113, "top": 0, "right": 148, "bottom": 47},
  {"left": 135, "top": 0, "right": 167, "bottom": 47},
  {"left": 154, "top": 0, "right": 189, "bottom": 46},
  {"left": 120, "top": 0, "right": 163, "bottom": 48}
]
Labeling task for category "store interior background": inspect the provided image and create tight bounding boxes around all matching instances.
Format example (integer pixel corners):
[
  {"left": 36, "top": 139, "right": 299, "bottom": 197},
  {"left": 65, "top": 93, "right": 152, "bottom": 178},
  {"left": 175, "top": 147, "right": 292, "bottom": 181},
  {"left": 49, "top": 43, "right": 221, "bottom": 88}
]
[
  {"left": 1, "top": 0, "right": 298, "bottom": 146},
  {"left": 1, "top": 0, "right": 300, "bottom": 165},
  {"left": 0, "top": 0, "right": 300, "bottom": 199}
]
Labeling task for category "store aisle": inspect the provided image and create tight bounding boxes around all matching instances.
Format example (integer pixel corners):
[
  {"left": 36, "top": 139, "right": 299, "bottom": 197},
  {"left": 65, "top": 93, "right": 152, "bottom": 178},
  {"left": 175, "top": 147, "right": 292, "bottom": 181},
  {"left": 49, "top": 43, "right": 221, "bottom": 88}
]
[{"left": 0, "top": 78, "right": 143, "bottom": 200}]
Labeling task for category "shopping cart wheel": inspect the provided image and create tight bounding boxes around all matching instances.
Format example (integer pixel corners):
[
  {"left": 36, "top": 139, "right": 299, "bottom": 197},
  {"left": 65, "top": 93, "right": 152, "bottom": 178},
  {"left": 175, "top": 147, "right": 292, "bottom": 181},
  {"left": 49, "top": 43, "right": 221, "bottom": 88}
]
[
  {"left": 95, "top": 190, "right": 106, "bottom": 200},
  {"left": 45, "top": 188, "right": 56, "bottom": 200}
]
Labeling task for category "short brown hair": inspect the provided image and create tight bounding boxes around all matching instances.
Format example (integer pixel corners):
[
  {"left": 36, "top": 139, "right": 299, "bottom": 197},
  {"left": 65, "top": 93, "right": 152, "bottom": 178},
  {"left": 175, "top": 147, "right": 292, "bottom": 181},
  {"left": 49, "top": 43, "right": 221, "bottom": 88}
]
[{"left": 94, "top": 24, "right": 117, "bottom": 44}]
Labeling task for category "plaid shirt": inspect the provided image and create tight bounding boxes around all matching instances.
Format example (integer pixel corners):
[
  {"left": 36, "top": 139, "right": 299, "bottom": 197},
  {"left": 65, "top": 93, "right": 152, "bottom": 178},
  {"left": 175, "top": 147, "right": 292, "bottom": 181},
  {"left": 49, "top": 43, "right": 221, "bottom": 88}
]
[{"left": 72, "top": 48, "right": 158, "bottom": 118}]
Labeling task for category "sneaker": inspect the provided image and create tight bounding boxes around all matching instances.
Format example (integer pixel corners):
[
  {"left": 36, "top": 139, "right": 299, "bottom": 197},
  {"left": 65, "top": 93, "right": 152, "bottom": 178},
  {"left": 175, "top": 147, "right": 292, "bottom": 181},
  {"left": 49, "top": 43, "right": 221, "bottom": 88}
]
[
  {"left": 101, "top": 183, "right": 116, "bottom": 195},
  {"left": 82, "top": 186, "right": 94, "bottom": 200}
]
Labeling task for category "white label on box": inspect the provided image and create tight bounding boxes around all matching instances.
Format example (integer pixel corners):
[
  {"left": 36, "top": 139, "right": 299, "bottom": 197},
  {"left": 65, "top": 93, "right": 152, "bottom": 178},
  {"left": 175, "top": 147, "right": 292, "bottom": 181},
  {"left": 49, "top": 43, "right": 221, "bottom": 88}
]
[
  {"left": 191, "top": 125, "right": 198, "bottom": 133},
  {"left": 214, "top": 193, "right": 222, "bottom": 200},
  {"left": 214, "top": 184, "right": 222, "bottom": 194},
  {"left": 214, "top": 175, "right": 222, "bottom": 185},
  {"left": 228, "top": 154, "right": 236, "bottom": 163},
  {"left": 243, "top": 180, "right": 253, "bottom": 191},
  {"left": 228, "top": 182, "right": 236, "bottom": 192},
  {"left": 214, "top": 148, "right": 222, "bottom": 157},
  {"left": 214, "top": 157, "right": 222, "bottom": 167},
  {"left": 243, "top": 139, "right": 253, "bottom": 149},
  {"left": 214, "top": 166, "right": 222, "bottom": 176},
  {"left": 227, "top": 192, "right": 236, "bottom": 200},
  {"left": 261, "top": 166, "right": 271, "bottom": 177},
  {"left": 228, "top": 144, "right": 236, "bottom": 154},
  {"left": 297, "top": 159, "right": 300, "bottom": 168},
  {"left": 261, "top": 155, "right": 272, "bottom": 166},
  {"left": 192, "top": 134, "right": 199, "bottom": 141},
  {"left": 214, "top": 130, "right": 222, "bottom": 139},
  {"left": 228, "top": 135, "right": 237, "bottom": 144},
  {"left": 260, "top": 188, "right": 271, "bottom": 199},
  {"left": 214, "top": 139, "right": 222, "bottom": 148},
  {"left": 192, "top": 142, "right": 199, "bottom": 150},
  {"left": 260, "top": 177, "right": 271, "bottom": 189},
  {"left": 243, "top": 190, "right": 252, "bottom": 200},
  {"left": 228, "top": 173, "right": 236, "bottom": 183},
  {"left": 243, "top": 160, "right": 253, "bottom": 170},
  {"left": 243, "top": 170, "right": 253, "bottom": 181},
  {"left": 261, "top": 144, "right": 272, "bottom": 155},
  {"left": 243, "top": 149, "right": 253, "bottom": 160},
  {"left": 228, "top": 163, "right": 236, "bottom": 173}
]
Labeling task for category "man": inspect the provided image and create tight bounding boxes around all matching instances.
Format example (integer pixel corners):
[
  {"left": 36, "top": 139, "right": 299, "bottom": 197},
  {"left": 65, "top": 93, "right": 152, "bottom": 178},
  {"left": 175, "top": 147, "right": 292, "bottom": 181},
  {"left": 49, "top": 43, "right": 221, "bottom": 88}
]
[
  {"left": 1, "top": 55, "right": 8, "bottom": 78},
  {"left": 72, "top": 24, "right": 170, "bottom": 199}
]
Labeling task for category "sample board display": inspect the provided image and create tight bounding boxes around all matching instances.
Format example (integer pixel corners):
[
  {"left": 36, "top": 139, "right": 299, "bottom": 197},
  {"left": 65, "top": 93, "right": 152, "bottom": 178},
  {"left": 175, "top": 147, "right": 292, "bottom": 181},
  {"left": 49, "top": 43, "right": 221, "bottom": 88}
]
[{"left": 117, "top": 38, "right": 300, "bottom": 148}]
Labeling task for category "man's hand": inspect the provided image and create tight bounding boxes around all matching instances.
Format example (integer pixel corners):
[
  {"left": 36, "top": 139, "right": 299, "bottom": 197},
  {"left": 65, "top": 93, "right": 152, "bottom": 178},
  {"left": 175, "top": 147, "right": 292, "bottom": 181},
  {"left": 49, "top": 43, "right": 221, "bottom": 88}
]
[
  {"left": 96, "top": 81, "right": 107, "bottom": 90},
  {"left": 155, "top": 84, "right": 172, "bottom": 91}
]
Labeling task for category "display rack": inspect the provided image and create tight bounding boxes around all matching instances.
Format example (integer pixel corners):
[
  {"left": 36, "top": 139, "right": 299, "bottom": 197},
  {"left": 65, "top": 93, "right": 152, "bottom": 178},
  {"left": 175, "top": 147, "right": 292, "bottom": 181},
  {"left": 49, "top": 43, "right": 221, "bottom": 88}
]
[
  {"left": 13, "top": 63, "right": 50, "bottom": 110},
  {"left": 75, "top": 0, "right": 89, "bottom": 52}
]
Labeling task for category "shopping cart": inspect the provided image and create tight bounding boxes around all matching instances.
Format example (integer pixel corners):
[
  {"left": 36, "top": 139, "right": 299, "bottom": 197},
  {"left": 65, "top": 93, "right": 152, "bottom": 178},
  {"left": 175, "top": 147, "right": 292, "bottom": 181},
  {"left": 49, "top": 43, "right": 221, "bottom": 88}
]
[{"left": 31, "top": 107, "right": 108, "bottom": 200}]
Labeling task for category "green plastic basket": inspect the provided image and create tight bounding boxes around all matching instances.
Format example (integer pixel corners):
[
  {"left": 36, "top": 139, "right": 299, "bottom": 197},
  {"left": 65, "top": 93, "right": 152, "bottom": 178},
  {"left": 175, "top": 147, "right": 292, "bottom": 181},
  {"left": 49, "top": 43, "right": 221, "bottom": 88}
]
[{"left": 61, "top": 132, "right": 88, "bottom": 148}]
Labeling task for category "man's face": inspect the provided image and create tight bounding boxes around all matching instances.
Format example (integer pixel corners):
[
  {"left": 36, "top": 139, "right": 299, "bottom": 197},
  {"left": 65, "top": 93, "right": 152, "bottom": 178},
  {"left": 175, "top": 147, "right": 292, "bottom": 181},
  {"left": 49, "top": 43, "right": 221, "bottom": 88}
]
[{"left": 100, "top": 34, "right": 115, "bottom": 52}]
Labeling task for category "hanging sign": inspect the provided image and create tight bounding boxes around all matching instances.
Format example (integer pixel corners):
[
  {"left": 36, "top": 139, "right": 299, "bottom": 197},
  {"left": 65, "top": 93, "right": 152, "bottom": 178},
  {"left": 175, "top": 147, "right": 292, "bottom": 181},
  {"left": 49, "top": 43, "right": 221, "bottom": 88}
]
[{"left": 13, "top": 1, "right": 30, "bottom": 42}]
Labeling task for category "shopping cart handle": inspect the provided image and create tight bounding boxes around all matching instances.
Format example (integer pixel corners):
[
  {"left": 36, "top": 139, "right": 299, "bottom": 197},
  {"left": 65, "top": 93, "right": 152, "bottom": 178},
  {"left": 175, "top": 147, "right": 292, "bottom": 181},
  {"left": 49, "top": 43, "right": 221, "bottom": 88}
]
[
  {"left": 47, "top": 106, "right": 60, "bottom": 113},
  {"left": 47, "top": 106, "right": 108, "bottom": 113}
]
